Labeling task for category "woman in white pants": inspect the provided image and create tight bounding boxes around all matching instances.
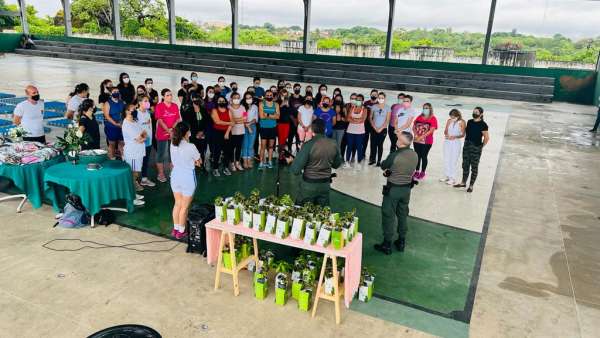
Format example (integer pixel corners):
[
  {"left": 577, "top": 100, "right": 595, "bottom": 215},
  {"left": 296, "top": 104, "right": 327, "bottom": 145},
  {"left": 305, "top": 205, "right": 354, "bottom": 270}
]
[
  {"left": 170, "top": 121, "right": 202, "bottom": 240},
  {"left": 441, "top": 109, "right": 465, "bottom": 185}
]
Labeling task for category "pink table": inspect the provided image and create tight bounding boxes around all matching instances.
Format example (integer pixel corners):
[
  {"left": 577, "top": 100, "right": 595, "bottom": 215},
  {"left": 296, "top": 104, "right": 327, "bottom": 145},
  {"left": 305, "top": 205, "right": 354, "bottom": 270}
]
[{"left": 206, "top": 219, "right": 363, "bottom": 322}]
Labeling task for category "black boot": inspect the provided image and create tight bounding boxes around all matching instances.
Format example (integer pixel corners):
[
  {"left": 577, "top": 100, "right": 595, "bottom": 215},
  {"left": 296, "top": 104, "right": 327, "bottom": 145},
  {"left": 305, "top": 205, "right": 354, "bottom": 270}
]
[
  {"left": 374, "top": 241, "right": 392, "bottom": 255},
  {"left": 394, "top": 238, "right": 405, "bottom": 252}
]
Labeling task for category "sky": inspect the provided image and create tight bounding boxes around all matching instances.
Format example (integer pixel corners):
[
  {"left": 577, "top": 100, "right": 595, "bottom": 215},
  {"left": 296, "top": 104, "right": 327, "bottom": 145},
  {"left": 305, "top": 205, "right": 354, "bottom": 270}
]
[{"left": 19, "top": 0, "right": 600, "bottom": 40}]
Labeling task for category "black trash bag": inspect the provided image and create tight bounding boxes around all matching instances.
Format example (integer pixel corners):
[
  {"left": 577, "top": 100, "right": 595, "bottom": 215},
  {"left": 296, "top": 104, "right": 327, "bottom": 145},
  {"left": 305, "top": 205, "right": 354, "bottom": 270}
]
[{"left": 186, "top": 203, "right": 215, "bottom": 256}]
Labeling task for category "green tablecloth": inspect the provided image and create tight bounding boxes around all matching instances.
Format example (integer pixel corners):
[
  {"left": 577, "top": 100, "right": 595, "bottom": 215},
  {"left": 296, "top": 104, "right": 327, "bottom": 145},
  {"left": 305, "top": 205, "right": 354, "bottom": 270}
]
[
  {"left": 44, "top": 160, "right": 135, "bottom": 215},
  {"left": 0, "top": 156, "right": 63, "bottom": 208}
]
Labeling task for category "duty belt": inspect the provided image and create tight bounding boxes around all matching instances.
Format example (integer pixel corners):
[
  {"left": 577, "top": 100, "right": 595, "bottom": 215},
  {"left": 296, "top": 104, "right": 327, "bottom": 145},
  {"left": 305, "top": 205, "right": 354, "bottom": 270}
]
[{"left": 303, "top": 175, "right": 330, "bottom": 183}]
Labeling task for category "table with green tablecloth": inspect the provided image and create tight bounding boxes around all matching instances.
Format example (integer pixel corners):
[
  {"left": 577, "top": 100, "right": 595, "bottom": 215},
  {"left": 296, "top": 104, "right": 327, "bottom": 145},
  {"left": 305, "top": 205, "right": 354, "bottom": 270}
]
[
  {"left": 0, "top": 156, "right": 63, "bottom": 210},
  {"left": 44, "top": 160, "right": 135, "bottom": 216}
]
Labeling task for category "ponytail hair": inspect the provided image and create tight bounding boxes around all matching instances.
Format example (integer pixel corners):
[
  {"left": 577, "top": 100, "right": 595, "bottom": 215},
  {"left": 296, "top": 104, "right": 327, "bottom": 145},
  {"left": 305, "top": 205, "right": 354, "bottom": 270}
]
[
  {"left": 77, "top": 98, "right": 95, "bottom": 121},
  {"left": 171, "top": 121, "right": 190, "bottom": 146}
]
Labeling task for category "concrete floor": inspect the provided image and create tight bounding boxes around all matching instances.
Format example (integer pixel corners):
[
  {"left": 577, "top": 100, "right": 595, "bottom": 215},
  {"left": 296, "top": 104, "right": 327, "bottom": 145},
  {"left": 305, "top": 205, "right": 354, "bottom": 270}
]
[{"left": 0, "top": 53, "right": 599, "bottom": 337}]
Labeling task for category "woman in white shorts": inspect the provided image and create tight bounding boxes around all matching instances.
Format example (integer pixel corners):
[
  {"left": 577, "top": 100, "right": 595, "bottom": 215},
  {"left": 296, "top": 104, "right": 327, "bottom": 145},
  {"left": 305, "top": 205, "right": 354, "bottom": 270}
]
[
  {"left": 170, "top": 121, "right": 202, "bottom": 239},
  {"left": 121, "top": 103, "right": 147, "bottom": 206}
]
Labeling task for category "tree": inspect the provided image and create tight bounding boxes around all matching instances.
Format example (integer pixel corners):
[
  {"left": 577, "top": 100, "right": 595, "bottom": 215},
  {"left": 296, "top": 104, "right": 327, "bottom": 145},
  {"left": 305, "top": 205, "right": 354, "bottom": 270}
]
[{"left": 0, "top": 0, "right": 18, "bottom": 32}]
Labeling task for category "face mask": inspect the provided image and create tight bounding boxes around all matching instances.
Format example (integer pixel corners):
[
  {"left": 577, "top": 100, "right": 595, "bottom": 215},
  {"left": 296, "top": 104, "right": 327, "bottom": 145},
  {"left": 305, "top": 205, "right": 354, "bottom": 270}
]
[
  {"left": 112, "top": 92, "right": 120, "bottom": 99},
  {"left": 192, "top": 99, "right": 201, "bottom": 105},
  {"left": 254, "top": 83, "right": 260, "bottom": 88},
  {"left": 377, "top": 98, "right": 385, "bottom": 104},
  {"left": 137, "top": 91, "right": 145, "bottom": 95},
  {"left": 294, "top": 88, "right": 301, "bottom": 94},
  {"left": 265, "top": 97, "right": 273, "bottom": 102},
  {"left": 402, "top": 102, "right": 411, "bottom": 109},
  {"left": 191, "top": 76, "right": 198, "bottom": 82},
  {"left": 355, "top": 101, "right": 363, "bottom": 107},
  {"left": 232, "top": 87, "right": 238, "bottom": 92},
  {"left": 146, "top": 83, "right": 152, "bottom": 89},
  {"left": 246, "top": 98, "right": 253, "bottom": 105},
  {"left": 232, "top": 99, "right": 240, "bottom": 105},
  {"left": 322, "top": 103, "right": 330, "bottom": 108},
  {"left": 306, "top": 90, "right": 313, "bottom": 94},
  {"left": 423, "top": 108, "right": 430, "bottom": 115},
  {"left": 31, "top": 94, "right": 40, "bottom": 101},
  {"left": 320, "top": 90, "right": 327, "bottom": 96},
  {"left": 218, "top": 102, "right": 227, "bottom": 108},
  {"left": 123, "top": 77, "right": 130, "bottom": 84},
  {"left": 142, "top": 101, "right": 150, "bottom": 110},
  {"left": 218, "top": 81, "right": 225, "bottom": 86},
  {"left": 286, "top": 86, "right": 292, "bottom": 91},
  {"left": 334, "top": 92, "right": 340, "bottom": 97},
  {"left": 473, "top": 113, "right": 481, "bottom": 119},
  {"left": 371, "top": 95, "right": 377, "bottom": 101},
  {"left": 207, "top": 93, "right": 215, "bottom": 99}
]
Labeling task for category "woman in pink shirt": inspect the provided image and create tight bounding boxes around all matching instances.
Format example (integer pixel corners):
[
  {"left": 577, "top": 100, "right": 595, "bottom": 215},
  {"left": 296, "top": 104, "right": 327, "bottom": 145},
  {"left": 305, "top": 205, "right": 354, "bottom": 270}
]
[
  {"left": 155, "top": 88, "right": 181, "bottom": 182},
  {"left": 412, "top": 102, "right": 438, "bottom": 180}
]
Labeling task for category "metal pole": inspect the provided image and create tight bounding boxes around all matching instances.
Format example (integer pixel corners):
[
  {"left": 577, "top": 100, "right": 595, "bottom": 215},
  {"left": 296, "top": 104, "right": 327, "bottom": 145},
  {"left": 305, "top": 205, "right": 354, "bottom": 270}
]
[
  {"left": 18, "top": 0, "right": 29, "bottom": 35},
  {"left": 112, "top": 0, "right": 121, "bottom": 40},
  {"left": 303, "top": 0, "right": 311, "bottom": 54},
  {"left": 167, "top": 0, "right": 176, "bottom": 44},
  {"left": 384, "top": 0, "right": 396, "bottom": 59},
  {"left": 482, "top": 0, "right": 497, "bottom": 65},
  {"left": 62, "top": 0, "right": 72, "bottom": 37},
  {"left": 230, "top": 0, "right": 239, "bottom": 49}
]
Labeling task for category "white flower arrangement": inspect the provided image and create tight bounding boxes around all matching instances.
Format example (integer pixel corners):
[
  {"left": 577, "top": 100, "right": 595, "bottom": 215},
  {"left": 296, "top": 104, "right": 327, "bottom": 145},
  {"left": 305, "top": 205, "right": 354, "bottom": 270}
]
[
  {"left": 55, "top": 123, "right": 91, "bottom": 160},
  {"left": 8, "top": 126, "right": 27, "bottom": 141}
]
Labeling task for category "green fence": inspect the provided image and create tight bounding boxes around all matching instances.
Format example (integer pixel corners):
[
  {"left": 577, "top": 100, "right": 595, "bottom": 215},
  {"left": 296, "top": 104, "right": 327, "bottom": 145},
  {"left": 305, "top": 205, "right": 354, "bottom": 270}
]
[{"left": 3, "top": 32, "right": 598, "bottom": 105}]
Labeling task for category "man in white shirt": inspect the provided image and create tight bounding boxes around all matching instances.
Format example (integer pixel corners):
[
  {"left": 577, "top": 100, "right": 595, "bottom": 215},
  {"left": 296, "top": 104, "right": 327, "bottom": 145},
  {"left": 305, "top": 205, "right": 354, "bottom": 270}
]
[{"left": 13, "top": 85, "right": 46, "bottom": 143}]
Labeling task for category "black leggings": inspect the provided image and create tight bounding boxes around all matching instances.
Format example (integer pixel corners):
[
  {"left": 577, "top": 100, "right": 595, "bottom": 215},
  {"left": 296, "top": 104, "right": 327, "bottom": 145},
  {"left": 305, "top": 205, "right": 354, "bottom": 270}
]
[
  {"left": 228, "top": 134, "right": 244, "bottom": 162},
  {"left": 211, "top": 130, "right": 230, "bottom": 169},
  {"left": 369, "top": 128, "right": 387, "bottom": 163},
  {"left": 413, "top": 143, "right": 432, "bottom": 172}
]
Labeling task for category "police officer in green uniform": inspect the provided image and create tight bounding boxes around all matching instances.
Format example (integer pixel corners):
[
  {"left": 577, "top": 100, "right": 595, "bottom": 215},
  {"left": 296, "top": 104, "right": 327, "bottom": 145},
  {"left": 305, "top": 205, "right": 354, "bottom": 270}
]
[
  {"left": 374, "top": 131, "right": 418, "bottom": 255},
  {"left": 289, "top": 119, "right": 342, "bottom": 206}
]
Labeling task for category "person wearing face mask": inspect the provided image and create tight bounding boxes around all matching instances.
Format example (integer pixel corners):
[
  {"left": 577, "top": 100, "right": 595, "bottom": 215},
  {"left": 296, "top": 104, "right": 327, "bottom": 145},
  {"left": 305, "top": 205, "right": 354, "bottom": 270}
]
[
  {"left": 344, "top": 94, "right": 368, "bottom": 169},
  {"left": 13, "top": 85, "right": 45, "bottom": 143},
  {"left": 241, "top": 92, "right": 258, "bottom": 168},
  {"left": 314, "top": 96, "right": 335, "bottom": 138},
  {"left": 412, "top": 103, "right": 438, "bottom": 181},
  {"left": 297, "top": 98, "right": 315, "bottom": 146},
  {"left": 269, "top": 86, "right": 279, "bottom": 100},
  {"left": 211, "top": 96, "right": 234, "bottom": 176},
  {"left": 305, "top": 85, "right": 313, "bottom": 98},
  {"left": 121, "top": 103, "right": 147, "bottom": 195},
  {"left": 441, "top": 109, "right": 466, "bottom": 185},
  {"left": 374, "top": 131, "right": 418, "bottom": 255},
  {"left": 277, "top": 79, "right": 286, "bottom": 91},
  {"left": 369, "top": 92, "right": 391, "bottom": 166},
  {"left": 228, "top": 92, "right": 247, "bottom": 172},
  {"left": 144, "top": 78, "right": 159, "bottom": 109},
  {"left": 258, "top": 90, "right": 280, "bottom": 169},
  {"left": 332, "top": 88, "right": 342, "bottom": 102},
  {"left": 78, "top": 98, "right": 100, "bottom": 150},
  {"left": 277, "top": 95, "right": 293, "bottom": 162},
  {"left": 217, "top": 76, "right": 230, "bottom": 97},
  {"left": 136, "top": 85, "right": 147, "bottom": 98},
  {"left": 285, "top": 82, "right": 293, "bottom": 93},
  {"left": 252, "top": 76, "right": 265, "bottom": 98},
  {"left": 178, "top": 77, "right": 190, "bottom": 106},
  {"left": 137, "top": 95, "right": 156, "bottom": 187},
  {"left": 98, "top": 79, "right": 113, "bottom": 105},
  {"left": 363, "top": 89, "right": 379, "bottom": 159},
  {"left": 169, "top": 121, "right": 202, "bottom": 240},
  {"left": 226, "top": 82, "right": 239, "bottom": 101},
  {"left": 155, "top": 89, "right": 181, "bottom": 182},
  {"left": 190, "top": 72, "right": 199, "bottom": 89},
  {"left": 454, "top": 107, "right": 489, "bottom": 193},
  {"left": 288, "top": 83, "right": 304, "bottom": 152},
  {"left": 66, "top": 83, "right": 89, "bottom": 120},
  {"left": 388, "top": 92, "right": 406, "bottom": 153},
  {"left": 103, "top": 87, "right": 125, "bottom": 160},
  {"left": 181, "top": 91, "right": 208, "bottom": 169},
  {"left": 332, "top": 103, "right": 348, "bottom": 154},
  {"left": 314, "top": 84, "right": 328, "bottom": 109},
  {"left": 117, "top": 72, "right": 136, "bottom": 105}
]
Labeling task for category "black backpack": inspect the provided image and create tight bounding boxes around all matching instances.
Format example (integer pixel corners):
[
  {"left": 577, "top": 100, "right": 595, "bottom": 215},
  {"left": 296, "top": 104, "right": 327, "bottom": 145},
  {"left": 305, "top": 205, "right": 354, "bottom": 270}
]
[
  {"left": 186, "top": 203, "right": 215, "bottom": 256},
  {"left": 94, "top": 209, "right": 116, "bottom": 226}
]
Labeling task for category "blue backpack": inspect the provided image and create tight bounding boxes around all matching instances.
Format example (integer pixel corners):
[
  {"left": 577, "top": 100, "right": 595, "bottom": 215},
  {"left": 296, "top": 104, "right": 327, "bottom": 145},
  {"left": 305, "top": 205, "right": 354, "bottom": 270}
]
[{"left": 54, "top": 194, "right": 90, "bottom": 228}]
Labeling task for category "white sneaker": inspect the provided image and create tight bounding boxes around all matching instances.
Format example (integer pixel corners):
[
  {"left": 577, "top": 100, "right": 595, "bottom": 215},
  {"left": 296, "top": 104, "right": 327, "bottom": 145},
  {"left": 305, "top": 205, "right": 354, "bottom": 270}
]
[
  {"left": 136, "top": 194, "right": 144, "bottom": 200},
  {"left": 447, "top": 179, "right": 456, "bottom": 186},
  {"left": 439, "top": 177, "right": 449, "bottom": 183},
  {"left": 134, "top": 199, "right": 145, "bottom": 206},
  {"left": 355, "top": 161, "right": 362, "bottom": 171},
  {"left": 140, "top": 178, "right": 156, "bottom": 187},
  {"left": 343, "top": 162, "right": 351, "bottom": 169}
]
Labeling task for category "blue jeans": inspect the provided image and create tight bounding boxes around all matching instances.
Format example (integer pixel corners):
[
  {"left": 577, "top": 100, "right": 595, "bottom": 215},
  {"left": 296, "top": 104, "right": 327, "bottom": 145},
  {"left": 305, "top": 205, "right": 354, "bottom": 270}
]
[
  {"left": 345, "top": 133, "right": 365, "bottom": 162},
  {"left": 241, "top": 124, "right": 257, "bottom": 159}
]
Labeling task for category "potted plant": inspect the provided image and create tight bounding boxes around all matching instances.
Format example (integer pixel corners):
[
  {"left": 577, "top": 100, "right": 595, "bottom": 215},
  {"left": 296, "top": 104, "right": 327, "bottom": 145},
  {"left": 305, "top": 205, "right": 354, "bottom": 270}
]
[
  {"left": 298, "top": 281, "right": 313, "bottom": 312},
  {"left": 303, "top": 222, "right": 317, "bottom": 245},
  {"left": 214, "top": 196, "right": 226, "bottom": 222},
  {"left": 290, "top": 207, "right": 306, "bottom": 240},
  {"left": 252, "top": 205, "right": 266, "bottom": 232},
  {"left": 358, "top": 267, "right": 375, "bottom": 302},
  {"left": 55, "top": 122, "right": 91, "bottom": 164},
  {"left": 275, "top": 208, "right": 291, "bottom": 239},
  {"left": 331, "top": 222, "right": 345, "bottom": 250},
  {"left": 291, "top": 256, "right": 306, "bottom": 300},
  {"left": 264, "top": 206, "right": 278, "bottom": 234},
  {"left": 324, "top": 266, "right": 335, "bottom": 296},
  {"left": 316, "top": 221, "right": 333, "bottom": 247}
]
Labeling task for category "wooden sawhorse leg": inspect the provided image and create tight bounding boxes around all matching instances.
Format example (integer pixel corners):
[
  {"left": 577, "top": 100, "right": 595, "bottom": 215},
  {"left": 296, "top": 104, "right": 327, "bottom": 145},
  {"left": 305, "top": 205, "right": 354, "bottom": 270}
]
[
  {"left": 312, "top": 254, "right": 342, "bottom": 324},
  {"left": 214, "top": 231, "right": 259, "bottom": 297}
]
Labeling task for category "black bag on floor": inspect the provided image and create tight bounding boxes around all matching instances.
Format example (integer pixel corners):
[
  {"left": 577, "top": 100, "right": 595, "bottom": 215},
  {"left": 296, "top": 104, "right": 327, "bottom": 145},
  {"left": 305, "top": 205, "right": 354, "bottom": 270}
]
[
  {"left": 186, "top": 203, "right": 215, "bottom": 256},
  {"left": 94, "top": 209, "right": 116, "bottom": 226}
]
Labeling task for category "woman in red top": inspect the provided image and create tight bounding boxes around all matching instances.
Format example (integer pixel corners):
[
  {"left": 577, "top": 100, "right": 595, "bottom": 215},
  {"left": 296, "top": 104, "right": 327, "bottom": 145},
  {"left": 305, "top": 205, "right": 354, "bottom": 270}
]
[
  {"left": 210, "top": 96, "right": 234, "bottom": 177},
  {"left": 412, "top": 102, "right": 438, "bottom": 181},
  {"left": 155, "top": 89, "right": 181, "bottom": 183}
]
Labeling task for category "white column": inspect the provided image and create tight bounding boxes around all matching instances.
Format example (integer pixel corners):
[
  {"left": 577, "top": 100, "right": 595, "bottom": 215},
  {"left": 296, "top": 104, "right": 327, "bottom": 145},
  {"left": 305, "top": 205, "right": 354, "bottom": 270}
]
[
  {"left": 62, "top": 0, "right": 72, "bottom": 37},
  {"left": 230, "top": 0, "right": 239, "bottom": 49},
  {"left": 167, "top": 0, "right": 176, "bottom": 44},
  {"left": 18, "top": 0, "right": 29, "bottom": 35},
  {"left": 112, "top": 0, "right": 121, "bottom": 40}
]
